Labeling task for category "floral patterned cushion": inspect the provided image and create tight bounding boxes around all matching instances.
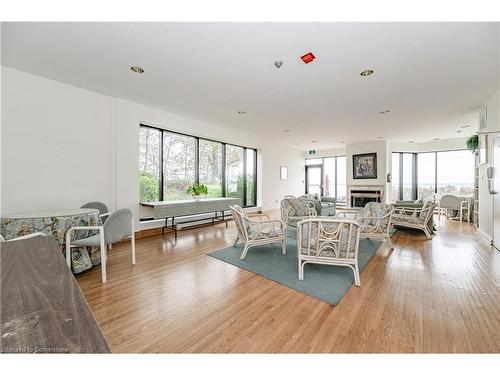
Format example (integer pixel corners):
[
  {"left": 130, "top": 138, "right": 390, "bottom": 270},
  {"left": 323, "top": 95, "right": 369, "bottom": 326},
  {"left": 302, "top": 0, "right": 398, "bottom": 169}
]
[{"left": 299, "top": 221, "right": 358, "bottom": 259}]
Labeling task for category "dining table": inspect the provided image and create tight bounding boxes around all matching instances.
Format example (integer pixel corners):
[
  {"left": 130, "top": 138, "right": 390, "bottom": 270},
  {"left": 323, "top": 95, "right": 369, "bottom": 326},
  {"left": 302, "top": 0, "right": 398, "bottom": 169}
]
[{"left": 1, "top": 208, "right": 103, "bottom": 273}]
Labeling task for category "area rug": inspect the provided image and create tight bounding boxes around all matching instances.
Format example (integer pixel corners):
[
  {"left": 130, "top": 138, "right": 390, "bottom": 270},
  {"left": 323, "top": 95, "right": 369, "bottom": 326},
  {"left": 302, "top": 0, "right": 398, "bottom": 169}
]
[{"left": 208, "top": 234, "right": 382, "bottom": 305}]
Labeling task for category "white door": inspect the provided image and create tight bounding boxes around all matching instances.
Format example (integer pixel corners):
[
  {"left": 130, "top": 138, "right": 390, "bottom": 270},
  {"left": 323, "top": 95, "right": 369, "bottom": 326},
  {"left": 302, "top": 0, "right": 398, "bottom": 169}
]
[{"left": 493, "top": 137, "right": 500, "bottom": 249}]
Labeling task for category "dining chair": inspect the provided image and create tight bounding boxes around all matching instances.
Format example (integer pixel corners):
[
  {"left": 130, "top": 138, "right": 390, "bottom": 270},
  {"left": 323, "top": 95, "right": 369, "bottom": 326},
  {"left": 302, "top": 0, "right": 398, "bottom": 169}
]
[
  {"left": 65, "top": 208, "right": 136, "bottom": 283},
  {"left": 81, "top": 201, "right": 110, "bottom": 223},
  {"left": 438, "top": 195, "right": 469, "bottom": 222},
  {"left": 0, "top": 232, "right": 47, "bottom": 242}
]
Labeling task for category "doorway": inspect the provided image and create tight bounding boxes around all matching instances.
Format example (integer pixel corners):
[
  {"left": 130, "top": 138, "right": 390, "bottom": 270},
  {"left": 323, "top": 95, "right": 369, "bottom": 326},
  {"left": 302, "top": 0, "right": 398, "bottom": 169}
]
[
  {"left": 305, "top": 165, "right": 323, "bottom": 196},
  {"left": 493, "top": 136, "right": 500, "bottom": 250}
]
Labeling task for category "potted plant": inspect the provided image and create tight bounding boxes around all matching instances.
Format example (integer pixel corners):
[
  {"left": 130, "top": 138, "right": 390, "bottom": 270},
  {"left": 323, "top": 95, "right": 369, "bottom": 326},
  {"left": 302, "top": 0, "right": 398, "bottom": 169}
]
[
  {"left": 186, "top": 183, "right": 208, "bottom": 201},
  {"left": 466, "top": 134, "right": 479, "bottom": 154}
]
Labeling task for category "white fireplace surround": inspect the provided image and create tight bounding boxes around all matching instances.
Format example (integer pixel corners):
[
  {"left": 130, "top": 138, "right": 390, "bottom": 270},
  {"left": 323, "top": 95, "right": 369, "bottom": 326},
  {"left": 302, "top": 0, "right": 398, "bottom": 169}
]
[{"left": 347, "top": 185, "right": 385, "bottom": 208}]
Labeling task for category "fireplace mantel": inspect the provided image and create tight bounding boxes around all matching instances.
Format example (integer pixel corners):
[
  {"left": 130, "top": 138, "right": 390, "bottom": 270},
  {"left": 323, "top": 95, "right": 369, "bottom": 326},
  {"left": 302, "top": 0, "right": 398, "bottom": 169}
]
[{"left": 347, "top": 185, "right": 385, "bottom": 208}]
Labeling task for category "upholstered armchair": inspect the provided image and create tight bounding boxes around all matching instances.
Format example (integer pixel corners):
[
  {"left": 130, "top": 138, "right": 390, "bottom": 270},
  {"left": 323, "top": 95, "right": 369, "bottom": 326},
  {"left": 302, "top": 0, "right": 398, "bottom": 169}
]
[
  {"left": 230, "top": 205, "right": 286, "bottom": 260},
  {"left": 298, "top": 194, "right": 337, "bottom": 216},
  {"left": 392, "top": 200, "right": 436, "bottom": 239},
  {"left": 296, "top": 217, "right": 362, "bottom": 286},
  {"left": 338, "top": 202, "right": 394, "bottom": 249},
  {"left": 280, "top": 197, "right": 317, "bottom": 231}
]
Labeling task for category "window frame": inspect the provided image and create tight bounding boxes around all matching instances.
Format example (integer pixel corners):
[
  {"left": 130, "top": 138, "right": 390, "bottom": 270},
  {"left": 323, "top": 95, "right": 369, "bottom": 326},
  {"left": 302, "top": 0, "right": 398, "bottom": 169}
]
[
  {"left": 304, "top": 155, "right": 347, "bottom": 202},
  {"left": 140, "top": 124, "right": 257, "bottom": 207},
  {"left": 392, "top": 149, "right": 473, "bottom": 201}
]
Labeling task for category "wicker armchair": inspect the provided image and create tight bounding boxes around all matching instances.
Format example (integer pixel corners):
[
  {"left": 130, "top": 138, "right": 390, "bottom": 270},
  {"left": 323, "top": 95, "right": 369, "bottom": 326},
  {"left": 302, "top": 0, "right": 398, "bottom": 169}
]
[
  {"left": 297, "top": 217, "right": 362, "bottom": 286},
  {"left": 280, "top": 196, "right": 317, "bottom": 232},
  {"left": 392, "top": 200, "right": 436, "bottom": 239},
  {"left": 230, "top": 205, "right": 286, "bottom": 260},
  {"left": 338, "top": 202, "right": 394, "bottom": 249}
]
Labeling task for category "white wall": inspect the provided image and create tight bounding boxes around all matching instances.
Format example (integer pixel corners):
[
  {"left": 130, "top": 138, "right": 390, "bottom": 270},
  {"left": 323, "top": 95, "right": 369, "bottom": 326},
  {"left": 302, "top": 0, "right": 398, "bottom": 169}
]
[
  {"left": 1, "top": 67, "right": 304, "bottom": 227},
  {"left": 1, "top": 67, "right": 116, "bottom": 214},
  {"left": 478, "top": 89, "right": 500, "bottom": 241}
]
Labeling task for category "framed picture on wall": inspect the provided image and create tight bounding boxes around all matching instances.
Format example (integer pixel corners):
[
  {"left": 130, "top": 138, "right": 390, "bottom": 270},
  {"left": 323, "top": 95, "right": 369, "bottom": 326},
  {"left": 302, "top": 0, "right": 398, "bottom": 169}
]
[
  {"left": 280, "top": 166, "right": 288, "bottom": 180},
  {"left": 353, "top": 153, "right": 377, "bottom": 179}
]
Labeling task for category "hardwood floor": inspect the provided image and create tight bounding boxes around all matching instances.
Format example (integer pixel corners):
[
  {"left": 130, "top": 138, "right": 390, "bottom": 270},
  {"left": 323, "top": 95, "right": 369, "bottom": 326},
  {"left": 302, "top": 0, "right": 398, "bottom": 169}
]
[{"left": 77, "top": 214, "right": 500, "bottom": 353}]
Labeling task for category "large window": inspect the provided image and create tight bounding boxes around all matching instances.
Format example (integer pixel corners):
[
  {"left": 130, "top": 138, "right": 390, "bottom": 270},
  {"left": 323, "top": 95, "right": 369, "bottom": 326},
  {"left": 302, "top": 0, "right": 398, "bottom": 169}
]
[
  {"left": 226, "top": 145, "right": 244, "bottom": 205},
  {"left": 304, "top": 156, "right": 347, "bottom": 203},
  {"left": 199, "top": 139, "right": 223, "bottom": 198},
  {"left": 162, "top": 132, "right": 196, "bottom": 200},
  {"left": 437, "top": 150, "right": 475, "bottom": 196},
  {"left": 139, "top": 127, "right": 161, "bottom": 202},
  {"left": 139, "top": 125, "right": 257, "bottom": 207},
  {"left": 392, "top": 150, "right": 474, "bottom": 202}
]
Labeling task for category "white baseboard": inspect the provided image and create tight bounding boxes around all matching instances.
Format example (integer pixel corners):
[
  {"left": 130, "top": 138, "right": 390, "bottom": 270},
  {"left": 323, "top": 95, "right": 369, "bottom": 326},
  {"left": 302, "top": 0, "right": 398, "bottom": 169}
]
[{"left": 477, "top": 228, "right": 493, "bottom": 245}]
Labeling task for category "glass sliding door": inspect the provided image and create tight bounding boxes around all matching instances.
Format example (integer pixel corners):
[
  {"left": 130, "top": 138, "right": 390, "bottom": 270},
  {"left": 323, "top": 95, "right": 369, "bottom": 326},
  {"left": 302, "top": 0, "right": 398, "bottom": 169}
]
[
  {"left": 323, "top": 158, "right": 335, "bottom": 197},
  {"left": 336, "top": 156, "right": 347, "bottom": 203},
  {"left": 306, "top": 165, "right": 323, "bottom": 195}
]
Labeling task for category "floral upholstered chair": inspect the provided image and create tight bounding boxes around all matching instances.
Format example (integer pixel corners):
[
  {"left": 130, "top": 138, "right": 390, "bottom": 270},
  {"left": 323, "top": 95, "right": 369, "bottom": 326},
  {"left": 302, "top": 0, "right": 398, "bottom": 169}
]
[
  {"left": 230, "top": 205, "right": 286, "bottom": 260},
  {"left": 280, "top": 196, "right": 317, "bottom": 232},
  {"left": 297, "top": 217, "right": 362, "bottom": 286},
  {"left": 338, "top": 202, "right": 394, "bottom": 249},
  {"left": 392, "top": 199, "right": 436, "bottom": 239}
]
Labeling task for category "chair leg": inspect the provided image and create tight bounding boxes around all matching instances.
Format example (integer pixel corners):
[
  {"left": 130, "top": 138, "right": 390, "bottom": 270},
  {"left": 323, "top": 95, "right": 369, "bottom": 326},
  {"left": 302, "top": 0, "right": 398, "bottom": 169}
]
[
  {"left": 298, "top": 259, "right": 304, "bottom": 280},
  {"left": 233, "top": 235, "right": 239, "bottom": 247},
  {"left": 460, "top": 207, "right": 463, "bottom": 222},
  {"left": 423, "top": 227, "right": 432, "bottom": 239},
  {"left": 387, "top": 235, "right": 394, "bottom": 250},
  {"left": 131, "top": 218, "right": 136, "bottom": 265},
  {"left": 353, "top": 263, "right": 361, "bottom": 287},
  {"left": 99, "top": 228, "right": 107, "bottom": 283},
  {"left": 240, "top": 244, "right": 250, "bottom": 260},
  {"left": 65, "top": 231, "right": 72, "bottom": 269},
  {"left": 281, "top": 239, "right": 286, "bottom": 255}
]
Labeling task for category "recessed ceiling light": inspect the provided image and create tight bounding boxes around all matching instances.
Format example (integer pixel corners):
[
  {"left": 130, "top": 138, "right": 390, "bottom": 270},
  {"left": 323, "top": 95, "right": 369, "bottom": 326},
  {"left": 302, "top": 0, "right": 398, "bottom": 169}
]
[
  {"left": 130, "top": 66, "right": 144, "bottom": 74},
  {"left": 360, "top": 69, "right": 374, "bottom": 77},
  {"left": 340, "top": 141, "right": 346, "bottom": 144},
  {"left": 237, "top": 111, "right": 246, "bottom": 114},
  {"left": 379, "top": 110, "right": 390, "bottom": 114},
  {"left": 312, "top": 140, "right": 317, "bottom": 143},
  {"left": 461, "top": 125, "right": 471, "bottom": 128},
  {"left": 283, "top": 129, "right": 291, "bottom": 133},
  {"left": 408, "top": 141, "right": 415, "bottom": 144},
  {"left": 457, "top": 130, "right": 462, "bottom": 133},
  {"left": 378, "top": 136, "right": 384, "bottom": 139},
  {"left": 433, "top": 137, "right": 441, "bottom": 141},
  {"left": 274, "top": 61, "right": 283, "bottom": 69},
  {"left": 293, "top": 142, "right": 300, "bottom": 145}
]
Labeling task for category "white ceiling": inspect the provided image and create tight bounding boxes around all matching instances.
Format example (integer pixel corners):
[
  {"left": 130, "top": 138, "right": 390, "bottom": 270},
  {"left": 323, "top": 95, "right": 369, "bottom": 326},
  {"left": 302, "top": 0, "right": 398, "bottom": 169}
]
[{"left": 2, "top": 22, "right": 499, "bottom": 150}]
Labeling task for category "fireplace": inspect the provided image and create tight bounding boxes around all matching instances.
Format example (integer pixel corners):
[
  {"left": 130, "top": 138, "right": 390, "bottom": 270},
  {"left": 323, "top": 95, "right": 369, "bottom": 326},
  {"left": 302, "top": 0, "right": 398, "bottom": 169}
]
[
  {"left": 351, "top": 191, "right": 381, "bottom": 208},
  {"left": 347, "top": 185, "right": 384, "bottom": 208}
]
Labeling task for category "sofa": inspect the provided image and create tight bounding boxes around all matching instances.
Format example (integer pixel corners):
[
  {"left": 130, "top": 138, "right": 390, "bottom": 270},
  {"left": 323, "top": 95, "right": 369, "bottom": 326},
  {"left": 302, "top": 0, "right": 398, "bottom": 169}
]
[
  {"left": 391, "top": 199, "right": 436, "bottom": 234},
  {"left": 299, "top": 194, "right": 337, "bottom": 217}
]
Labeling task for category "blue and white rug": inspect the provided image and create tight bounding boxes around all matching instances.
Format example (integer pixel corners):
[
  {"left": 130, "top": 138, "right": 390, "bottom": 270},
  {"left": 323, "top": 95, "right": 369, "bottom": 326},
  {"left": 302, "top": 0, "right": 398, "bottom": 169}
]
[{"left": 208, "top": 234, "right": 382, "bottom": 305}]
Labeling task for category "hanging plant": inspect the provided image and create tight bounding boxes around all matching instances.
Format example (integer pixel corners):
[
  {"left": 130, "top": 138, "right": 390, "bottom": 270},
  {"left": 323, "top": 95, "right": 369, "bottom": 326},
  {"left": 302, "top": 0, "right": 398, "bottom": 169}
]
[{"left": 465, "top": 133, "right": 479, "bottom": 154}]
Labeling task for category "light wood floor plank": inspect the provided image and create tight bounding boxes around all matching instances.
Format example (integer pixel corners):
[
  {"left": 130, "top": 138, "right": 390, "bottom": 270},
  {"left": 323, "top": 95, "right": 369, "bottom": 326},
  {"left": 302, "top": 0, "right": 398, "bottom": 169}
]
[{"left": 77, "top": 214, "right": 500, "bottom": 353}]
